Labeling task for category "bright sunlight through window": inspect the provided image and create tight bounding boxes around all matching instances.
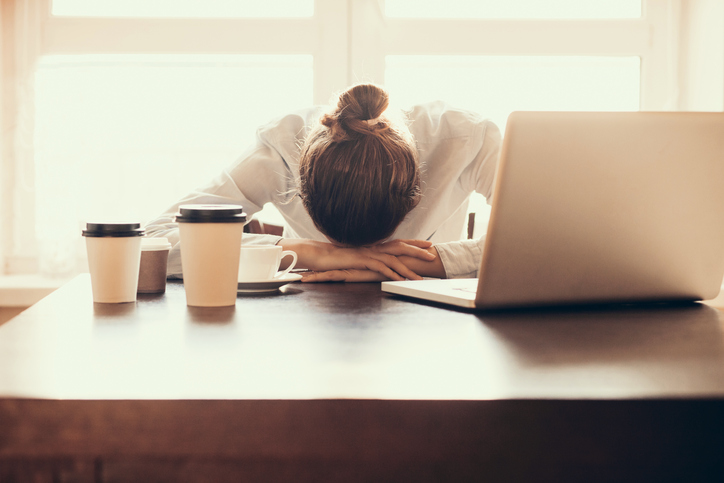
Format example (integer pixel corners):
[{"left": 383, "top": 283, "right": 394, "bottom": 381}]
[
  {"left": 386, "top": 56, "right": 641, "bottom": 132},
  {"left": 34, "top": 54, "right": 312, "bottom": 274}
]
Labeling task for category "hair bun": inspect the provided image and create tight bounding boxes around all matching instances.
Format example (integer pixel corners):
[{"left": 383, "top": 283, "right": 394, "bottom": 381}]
[
  {"left": 321, "top": 83, "right": 391, "bottom": 141},
  {"left": 338, "top": 83, "right": 390, "bottom": 121}
]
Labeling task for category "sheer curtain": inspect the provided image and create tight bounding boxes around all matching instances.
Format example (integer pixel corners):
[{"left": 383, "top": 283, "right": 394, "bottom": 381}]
[{"left": 8, "top": 0, "right": 43, "bottom": 275}]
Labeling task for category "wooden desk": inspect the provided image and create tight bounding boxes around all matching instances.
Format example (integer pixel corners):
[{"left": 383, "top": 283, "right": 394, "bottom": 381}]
[{"left": 1, "top": 275, "right": 723, "bottom": 481}]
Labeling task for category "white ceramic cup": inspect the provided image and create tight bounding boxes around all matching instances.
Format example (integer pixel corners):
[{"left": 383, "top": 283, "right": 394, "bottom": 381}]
[
  {"left": 83, "top": 222, "right": 144, "bottom": 303},
  {"left": 176, "top": 204, "right": 246, "bottom": 307},
  {"left": 238, "top": 246, "right": 298, "bottom": 283}
]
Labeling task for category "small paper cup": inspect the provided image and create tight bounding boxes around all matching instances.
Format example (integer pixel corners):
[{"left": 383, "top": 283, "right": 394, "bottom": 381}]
[{"left": 138, "top": 237, "right": 172, "bottom": 294}]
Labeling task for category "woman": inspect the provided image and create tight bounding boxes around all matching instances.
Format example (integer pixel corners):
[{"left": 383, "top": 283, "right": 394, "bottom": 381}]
[{"left": 145, "top": 83, "right": 499, "bottom": 281}]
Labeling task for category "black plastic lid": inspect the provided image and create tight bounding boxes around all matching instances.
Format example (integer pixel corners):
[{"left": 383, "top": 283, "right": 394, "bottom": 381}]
[
  {"left": 175, "top": 204, "right": 247, "bottom": 224},
  {"left": 82, "top": 222, "right": 145, "bottom": 238}
]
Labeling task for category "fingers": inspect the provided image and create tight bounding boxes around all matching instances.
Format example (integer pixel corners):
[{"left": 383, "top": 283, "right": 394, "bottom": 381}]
[
  {"left": 375, "top": 239, "right": 436, "bottom": 261},
  {"left": 301, "top": 270, "right": 387, "bottom": 283},
  {"left": 301, "top": 271, "right": 348, "bottom": 283},
  {"left": 361, "top": 258, "right": 407, "bottom": 281},
  {"left": 364, "top": 254, "right": 421, "bottom": 281},
  {"left": 302, "top": 241, "right": 426, "bottom": 281}
]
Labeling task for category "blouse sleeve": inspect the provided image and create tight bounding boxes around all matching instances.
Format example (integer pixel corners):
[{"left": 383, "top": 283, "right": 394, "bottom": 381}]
[
  {"left": 460, "top": 119, "right": 502, "bottom": 203},
  {"left": 435, "top": 236, "right": 486, "bottom": 279}
]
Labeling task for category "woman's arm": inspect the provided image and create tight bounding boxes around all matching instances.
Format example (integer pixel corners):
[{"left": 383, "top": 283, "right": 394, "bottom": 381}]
[
  {"left": 280, "top": 238, "right": 439, "bottom": 281},
  {"left": 397, "top": 247, "right": 447, "bottom": 278},
  {"left": 299, "top": 246, "right": 446, "bottom": 282},
  {"left": 299, "top": 236, "right": 486, "bottom": 283}
]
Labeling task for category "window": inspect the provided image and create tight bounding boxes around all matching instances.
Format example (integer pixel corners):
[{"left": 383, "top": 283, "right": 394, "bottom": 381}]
[
  {"left": 34, "top": 54, "right": 312, "bottom": 274},
  {"left": 1, "top": 0, "right": 700, "bottom": 276},
  {"left": 386, "top": 55, "right": 641, "bottom": 132}
]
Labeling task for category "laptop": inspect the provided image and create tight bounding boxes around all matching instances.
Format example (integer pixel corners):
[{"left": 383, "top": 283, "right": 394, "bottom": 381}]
[{"left": 382, "top": 111, "right": 724, "bottom": 310}]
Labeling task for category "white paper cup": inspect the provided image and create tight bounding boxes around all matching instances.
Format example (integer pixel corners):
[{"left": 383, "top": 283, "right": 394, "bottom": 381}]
[
  {"left": 176, "top": 205, "right": 246, "bottom": 307},
  {"left": 238, "top": 246, "right": 298, "bottom": 282},
  {"left": 83, "top": 222, "right": 144, "bottom": 303}
]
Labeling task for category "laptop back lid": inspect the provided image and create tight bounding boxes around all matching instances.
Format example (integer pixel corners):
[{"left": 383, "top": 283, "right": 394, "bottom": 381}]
[{"left": 476, "top": 111, "right": 724, "bottom": 309}]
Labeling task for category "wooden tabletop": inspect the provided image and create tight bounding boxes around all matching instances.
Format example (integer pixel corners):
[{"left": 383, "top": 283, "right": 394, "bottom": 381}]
[
  {"left": 1, "top": 274, "right": 724, "bottom": 401},
  {"left": 1, "top": 275, "right": 724, "bottom": 481}
]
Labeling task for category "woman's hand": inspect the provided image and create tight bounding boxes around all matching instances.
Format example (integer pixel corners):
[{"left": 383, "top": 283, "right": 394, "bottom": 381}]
[
  {"left": 301, "top": 269, "right": 386, "bottom": 283},
  {"left": 369, "top": 239, "right": 435, "bottom": 259},
  {"left": 279, "top": 238, "right": 437, "bottom": 281},
  {"left": 285, "top": 240, "right": 447, "bottom": 283}
]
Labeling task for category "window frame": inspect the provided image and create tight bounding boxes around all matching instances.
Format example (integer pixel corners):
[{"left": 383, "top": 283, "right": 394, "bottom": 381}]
[{"left": 1, "top": 0, "right": 685, "bottom": 274}]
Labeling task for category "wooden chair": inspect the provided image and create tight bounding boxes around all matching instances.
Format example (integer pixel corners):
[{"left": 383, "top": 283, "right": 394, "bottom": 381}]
[
  {"left": 467, "top": 212, "right": 475, "bottom": 239},
  {"left": 244, "top": 219, "right": 284, "bottom": 237}
]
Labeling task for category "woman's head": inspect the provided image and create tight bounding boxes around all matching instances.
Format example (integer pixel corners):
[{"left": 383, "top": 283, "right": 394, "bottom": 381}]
[{"left": 298, "top": 83, "right": 421, "bottom": 246}]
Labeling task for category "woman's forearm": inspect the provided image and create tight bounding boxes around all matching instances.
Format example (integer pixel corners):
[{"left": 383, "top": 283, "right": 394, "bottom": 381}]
[
  {"left": 276, "top": 239, "right": 326, "bottom": 270},
  {"left": 277, "top": 238, "right": 445, "bottom": 281},
  {"left": 397, "top": 247, "right": 447, "bottom": 279}
]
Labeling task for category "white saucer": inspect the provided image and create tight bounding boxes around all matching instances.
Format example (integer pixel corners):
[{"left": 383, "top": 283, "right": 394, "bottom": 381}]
[{"left": 237, "top": 273, "right": 303, "bottom": 293}]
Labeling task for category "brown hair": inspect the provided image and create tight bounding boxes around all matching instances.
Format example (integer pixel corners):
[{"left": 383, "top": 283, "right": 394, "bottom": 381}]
[{"left": 298, "top": 83, "right": 421, "bottom": 246}]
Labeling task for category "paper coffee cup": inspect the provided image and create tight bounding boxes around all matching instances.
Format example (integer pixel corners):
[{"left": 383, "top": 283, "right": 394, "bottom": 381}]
[
  {"left": 138, "top": 237, "right": 172, "bottom": 294},
  {"left": 176, "top": 204, "right": 246, "bottom": 307},
  {"left": 82, "top": 222, "right": 144, "bottom": 303},
  {"left": 238, "top": 246, "right": 298, "bottom": 282}
]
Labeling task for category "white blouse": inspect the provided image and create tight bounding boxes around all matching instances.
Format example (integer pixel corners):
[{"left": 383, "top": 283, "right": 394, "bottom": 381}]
[{"left": 145, "top": 101, "right": 500, "bottom": 278}]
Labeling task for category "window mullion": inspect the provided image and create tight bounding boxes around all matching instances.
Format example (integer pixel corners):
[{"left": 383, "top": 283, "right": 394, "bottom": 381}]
[
  {"left": 349, "top": 0, "right": 386, "bottom": 85},
  {"left": 640, "top": 0, "right": 680, "bottom": 110},
  {"left": 43, "top": 17, "right": 319, "bottom": 54},
  {"left": 383, "top": 19, "right": 650, "bottom": 55},
  {"left": 314, "top": 0, "right": 351, "bottom": 103}
]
